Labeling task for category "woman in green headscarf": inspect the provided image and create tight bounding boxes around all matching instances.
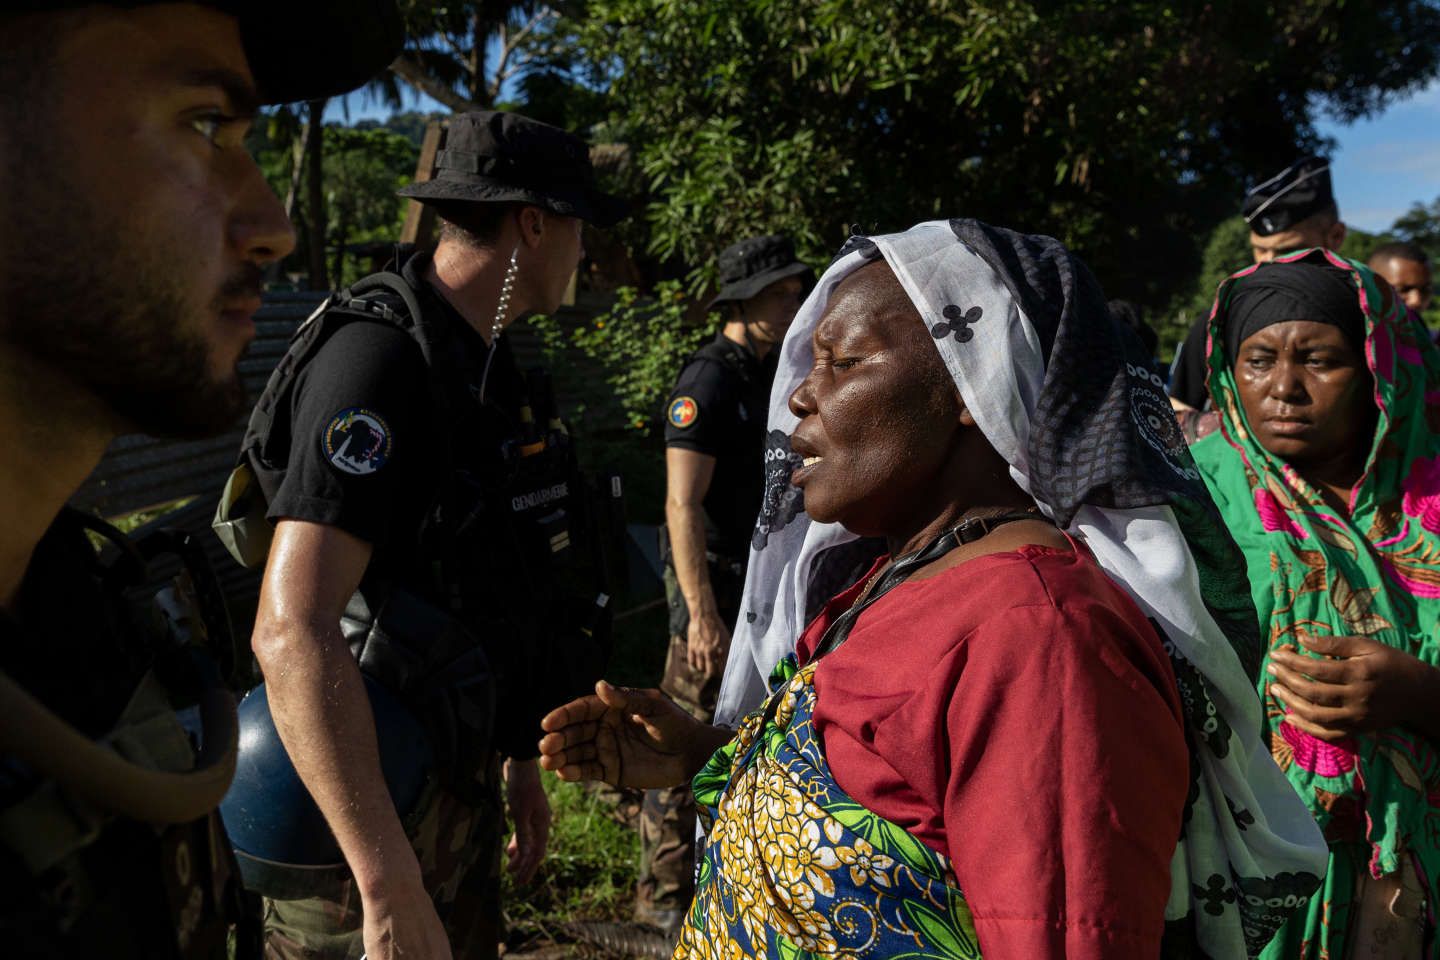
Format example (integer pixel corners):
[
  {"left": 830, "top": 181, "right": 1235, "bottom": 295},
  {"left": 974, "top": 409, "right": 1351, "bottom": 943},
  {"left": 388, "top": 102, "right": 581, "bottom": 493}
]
[{"left": 1192, "top": 248, "right": 1440, "bottom": 958}]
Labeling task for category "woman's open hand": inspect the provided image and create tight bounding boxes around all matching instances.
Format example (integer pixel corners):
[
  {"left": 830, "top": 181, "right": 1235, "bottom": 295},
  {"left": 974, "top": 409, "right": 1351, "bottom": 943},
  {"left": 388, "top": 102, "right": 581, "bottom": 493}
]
[
  {"left": 1267, "top": 633, "right": 1440, "bottom": 742},
  {"left": 537, "top": 681, "right": 731, "bottom": 789}
]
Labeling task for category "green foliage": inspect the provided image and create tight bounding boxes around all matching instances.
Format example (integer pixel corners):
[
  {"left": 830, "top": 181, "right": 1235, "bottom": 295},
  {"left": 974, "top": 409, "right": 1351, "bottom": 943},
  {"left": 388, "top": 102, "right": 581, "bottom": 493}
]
[
  {"left": 354, "top": 111, "right": 444, "bottom": 148},
  {"left": 247, "top": 109, "right": 301, "bottom": 206},
  {"left": 1165, "top": 216, "right": 1252, "bottom": 355},
  {"left": 563, "top": 0, "right": 1440, "bottom": 308},
  {"left": 503, "top": 68, "right": 609, "bottom": 137},
  {"left": 1391, "top": 196, "right": 1440, "bottom": 264},
  {"left": 532, "top": 282, "right": 711, "bottom": 435},
  {"left": 393, "top": 0, "right": 574, "bottom": 110},
  {"left": 1337, "top": 223, "right": 1394, "bottom": 264},
  {"left": 503, "top": 777, "right": 639, "bottom": 928},
  {"left": 321, "top": 126, "right": 416, "bottom": 286},
  {"left": 248, "top": 118, "right": 416, "bottom": 288}
]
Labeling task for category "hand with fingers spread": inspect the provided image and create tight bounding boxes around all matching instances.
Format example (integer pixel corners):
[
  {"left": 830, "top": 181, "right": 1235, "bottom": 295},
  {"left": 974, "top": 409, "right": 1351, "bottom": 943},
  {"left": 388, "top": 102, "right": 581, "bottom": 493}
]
[
  {"left": 1267, "top": 633, "right": 1440, "bottom": 743},
  {"left": 537, "top": 681, "right": 734, "bottom": 789}
]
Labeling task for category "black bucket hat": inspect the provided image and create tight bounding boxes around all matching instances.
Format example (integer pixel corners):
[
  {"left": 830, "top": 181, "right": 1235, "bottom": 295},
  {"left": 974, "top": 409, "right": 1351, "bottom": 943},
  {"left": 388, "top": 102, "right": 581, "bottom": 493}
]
[
  {"left": 20, "top": 1, "right": 405, "bottom": 105},
  {"left": 398, "top": 111, "right": 628, "bottom": 228},
  {"left": 708, "top": 235, "right": 813, "bottom": 309}
]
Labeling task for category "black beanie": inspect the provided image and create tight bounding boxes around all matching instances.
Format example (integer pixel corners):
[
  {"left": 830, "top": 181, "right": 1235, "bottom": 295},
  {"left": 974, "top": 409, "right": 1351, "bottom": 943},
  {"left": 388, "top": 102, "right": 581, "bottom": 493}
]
[{"left": 1225, "top": 260, "right": 1364, "bottom": 361}]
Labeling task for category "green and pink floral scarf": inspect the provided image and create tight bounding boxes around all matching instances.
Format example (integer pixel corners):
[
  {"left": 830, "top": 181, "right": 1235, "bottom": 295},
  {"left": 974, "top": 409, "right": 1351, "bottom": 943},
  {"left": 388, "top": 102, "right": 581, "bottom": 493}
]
[{"left": 1191, "top": 248, "right": 1440, "bottom": 958}]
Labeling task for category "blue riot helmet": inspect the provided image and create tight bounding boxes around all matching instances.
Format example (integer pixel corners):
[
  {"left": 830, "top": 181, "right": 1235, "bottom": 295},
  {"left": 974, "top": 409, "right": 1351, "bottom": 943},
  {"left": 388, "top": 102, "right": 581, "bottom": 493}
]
[{"left": 220, "top": 674, "right": 434, "bottom": 899}]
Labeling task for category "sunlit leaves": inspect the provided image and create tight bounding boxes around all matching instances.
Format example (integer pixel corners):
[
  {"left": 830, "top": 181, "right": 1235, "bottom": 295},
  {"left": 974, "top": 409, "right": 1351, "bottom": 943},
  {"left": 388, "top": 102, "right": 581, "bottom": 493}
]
[{"left": 561, "top": 0, "right": 1440, "bottom": 311}]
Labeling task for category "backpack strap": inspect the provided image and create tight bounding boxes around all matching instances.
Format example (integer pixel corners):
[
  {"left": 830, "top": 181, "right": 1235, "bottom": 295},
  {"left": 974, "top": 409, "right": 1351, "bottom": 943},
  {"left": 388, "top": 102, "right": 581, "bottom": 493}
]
[
  {"left": 334, "top": 272, "right": 436, "bottom": 365},
  {"left": 335, "top": 271, "right": 459, "bottom": 460},
  {"left": 686, "top": 335, "right": 756, "bottom": 390},
  {"left": 238, "top": 269, "right": 453, "bottom": 498},
  {"left": 714, "top": 337, "right": 756, "bottom": 387}
]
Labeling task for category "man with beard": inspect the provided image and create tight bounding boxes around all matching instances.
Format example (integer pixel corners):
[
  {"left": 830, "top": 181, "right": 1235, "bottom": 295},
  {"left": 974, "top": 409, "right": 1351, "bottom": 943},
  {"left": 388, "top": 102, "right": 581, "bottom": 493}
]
[
  {"left": 639, "top": 235, "right": 810, "bottom": 933},
  {"left": 0, "top": 4, "right": 400, "bottom": 959}
]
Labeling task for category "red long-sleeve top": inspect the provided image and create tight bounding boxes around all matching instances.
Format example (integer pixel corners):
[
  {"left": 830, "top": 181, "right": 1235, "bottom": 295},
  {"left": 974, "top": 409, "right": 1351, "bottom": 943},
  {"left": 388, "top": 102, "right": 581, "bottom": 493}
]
[{"left": 795, "top": 544, "right": 1187, "bottom": 959}]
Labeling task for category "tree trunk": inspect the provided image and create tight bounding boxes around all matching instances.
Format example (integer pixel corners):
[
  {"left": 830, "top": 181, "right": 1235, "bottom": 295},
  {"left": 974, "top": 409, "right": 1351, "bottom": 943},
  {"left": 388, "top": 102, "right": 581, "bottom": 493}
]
[
  {"left": 389, "top": 54, "right": 483, "bottom": 113},
  {"left": 470, "top": 10, "right": 487, "bottom": 105},
  {"left": 304, "top": 99, "right": 328, "bottom": 290},
  {"left": 283, "top": 118, "right": 309, "bottom": 220},
  {"left": 330, "top": 210, "right": 348, "bottom": 289}
]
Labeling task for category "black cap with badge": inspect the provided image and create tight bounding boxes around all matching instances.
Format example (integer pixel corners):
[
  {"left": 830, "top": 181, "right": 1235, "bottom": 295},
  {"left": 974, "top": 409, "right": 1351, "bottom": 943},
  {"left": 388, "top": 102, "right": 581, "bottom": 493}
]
[
  {"left": 707, "top": 235, "right": 814, "bottom": 309},
  {"left": 1243, "top": 156, "right": 1337, "bottom": 237},
  {"left": 398, "top": 111, "right": 628, "bottom": 227},
  {"left": 14, "top": 1, "right": 404, "bottom": 104}
]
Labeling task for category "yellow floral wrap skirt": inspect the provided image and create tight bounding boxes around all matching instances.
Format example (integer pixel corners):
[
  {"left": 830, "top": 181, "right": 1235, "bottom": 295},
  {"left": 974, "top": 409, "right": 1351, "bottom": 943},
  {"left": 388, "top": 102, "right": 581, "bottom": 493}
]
[{"left": 675, "top": 656, "right": 982, "bottom": 960}]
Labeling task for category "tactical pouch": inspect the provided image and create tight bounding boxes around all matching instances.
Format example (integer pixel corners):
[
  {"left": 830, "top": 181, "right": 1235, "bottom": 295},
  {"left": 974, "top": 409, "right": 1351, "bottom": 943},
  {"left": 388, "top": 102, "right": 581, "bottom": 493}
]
[
  {"left": 340, "top": 587, "right": 496, "bottom": 806},
  {"left": 520, "top": 451, "right": 617, "bottom": 711},
  {"left": 211, "top": 460, "right": 272, "bottom": 570}
]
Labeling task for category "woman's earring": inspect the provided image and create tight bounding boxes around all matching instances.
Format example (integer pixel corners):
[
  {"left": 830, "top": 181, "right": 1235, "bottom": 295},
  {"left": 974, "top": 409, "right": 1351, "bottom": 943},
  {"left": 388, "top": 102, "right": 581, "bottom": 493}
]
[{"left": 493, "top": 245, "right": 519, "bottom": 342}]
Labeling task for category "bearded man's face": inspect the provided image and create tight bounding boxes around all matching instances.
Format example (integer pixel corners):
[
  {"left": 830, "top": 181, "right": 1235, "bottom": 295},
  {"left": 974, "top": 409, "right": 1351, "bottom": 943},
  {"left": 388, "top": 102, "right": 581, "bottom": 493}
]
[{"left": 0, "top": 6, "right": 295, "bottom": 439}]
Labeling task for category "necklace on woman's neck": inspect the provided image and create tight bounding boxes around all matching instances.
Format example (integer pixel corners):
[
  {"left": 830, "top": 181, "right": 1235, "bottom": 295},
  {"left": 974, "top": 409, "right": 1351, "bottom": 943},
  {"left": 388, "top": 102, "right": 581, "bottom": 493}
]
[
  {"left": 850, "top": 506, "right": 1046, "bottom": 611},
  {"left": 852, "top": 565, "right": 887, "bottom": 608}
]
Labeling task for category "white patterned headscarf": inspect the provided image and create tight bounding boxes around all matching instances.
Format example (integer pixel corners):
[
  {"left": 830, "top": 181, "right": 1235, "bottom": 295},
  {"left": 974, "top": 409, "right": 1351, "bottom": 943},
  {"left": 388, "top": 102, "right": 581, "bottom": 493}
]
[{"left": 714, "top": 219, "right": 1328, "bottom": 957}]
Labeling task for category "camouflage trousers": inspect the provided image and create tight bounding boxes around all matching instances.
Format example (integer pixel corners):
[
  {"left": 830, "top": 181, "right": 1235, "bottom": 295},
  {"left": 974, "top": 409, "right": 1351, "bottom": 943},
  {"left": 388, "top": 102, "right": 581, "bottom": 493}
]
[
  {"left": 637, "top": 634, "right": 719, "bottom": 921},
  {"left": 262, "top": 759, "right": 504, "bottom": 960}
]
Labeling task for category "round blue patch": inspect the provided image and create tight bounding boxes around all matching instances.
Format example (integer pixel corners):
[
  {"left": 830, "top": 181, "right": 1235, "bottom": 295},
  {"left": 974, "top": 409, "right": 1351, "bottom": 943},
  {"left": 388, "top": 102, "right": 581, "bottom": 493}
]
[{"left": 322, "top": 407, "right": 392, "bottom": 476}]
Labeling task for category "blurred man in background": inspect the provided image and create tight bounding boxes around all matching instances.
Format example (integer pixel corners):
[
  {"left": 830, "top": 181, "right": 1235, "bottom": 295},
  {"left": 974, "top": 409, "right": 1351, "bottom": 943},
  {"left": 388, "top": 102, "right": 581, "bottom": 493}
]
[{"left": 1369, "top": 241, "right": 1434, "bottom": 331}]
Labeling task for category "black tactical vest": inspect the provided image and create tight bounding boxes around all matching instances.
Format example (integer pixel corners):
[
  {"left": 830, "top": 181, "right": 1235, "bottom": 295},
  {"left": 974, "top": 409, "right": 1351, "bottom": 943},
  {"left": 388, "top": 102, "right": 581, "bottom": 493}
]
[
  {"left": 234, "top": 251, "right": 618, "bottom": 785},
  {"left": 0, "top": 511, "right": 246, "bottom": 960}
]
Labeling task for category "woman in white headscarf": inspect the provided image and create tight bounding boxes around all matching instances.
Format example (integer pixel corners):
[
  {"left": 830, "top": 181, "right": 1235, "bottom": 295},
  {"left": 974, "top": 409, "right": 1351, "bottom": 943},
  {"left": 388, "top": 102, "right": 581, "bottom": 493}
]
[{"left": 540, "top": 220, "right": 1327, "bottom": 959}]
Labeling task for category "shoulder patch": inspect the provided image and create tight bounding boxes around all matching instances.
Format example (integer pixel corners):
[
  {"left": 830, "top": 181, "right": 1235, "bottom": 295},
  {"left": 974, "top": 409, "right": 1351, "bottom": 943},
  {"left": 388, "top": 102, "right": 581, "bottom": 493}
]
[
  {"left": 668, "top": 396, "right": 699, "bottom": 429},
  {"left": 322, "top": 407, "right": 393, "bottom": 476}
]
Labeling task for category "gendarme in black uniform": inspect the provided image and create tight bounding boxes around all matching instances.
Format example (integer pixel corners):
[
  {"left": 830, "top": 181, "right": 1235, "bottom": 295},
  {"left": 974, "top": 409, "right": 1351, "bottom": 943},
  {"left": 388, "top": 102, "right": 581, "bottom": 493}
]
[
  {"left": 220, "top": 110, "right": 628, "bottom": 956},
  {"left": 638, "top": 234, "right": 810, "bottom": 928},
  {"left": 254, "top": 247, "right": 604, "bottom": 764},
  {"left": 263, "top": 254, "right": 446, "bottom": 597},
  {"left": 664, "top": 333, "right": 773, "bottom": 563},
  {"left": 1170, "top": 156, "right": 1342, "bottom": 410}
]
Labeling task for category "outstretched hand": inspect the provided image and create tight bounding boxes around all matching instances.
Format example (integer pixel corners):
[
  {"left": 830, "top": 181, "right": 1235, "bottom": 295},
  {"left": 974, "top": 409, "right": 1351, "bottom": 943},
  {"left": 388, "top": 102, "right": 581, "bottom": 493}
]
[{"left": 537, "top": 681, "right": 729, "bottom": 789}]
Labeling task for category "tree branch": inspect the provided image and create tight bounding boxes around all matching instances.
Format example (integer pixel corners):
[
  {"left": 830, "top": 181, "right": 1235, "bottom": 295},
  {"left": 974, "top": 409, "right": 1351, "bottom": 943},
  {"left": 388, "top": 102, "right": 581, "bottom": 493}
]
[
  {"left": 388, "top": 53, "right": 483, "bottom": 113},
  {"left": 490, "top": 8, "right": 557, "bottom": 102},
  {"left": 510, "top": 8, "right": 558, "bottom": 53},
  {"left": 439, "top": 29, "right": 472, "bottom": 76},
  {"left": 283, "top": 119, "right": 309, "bottom": 220}
]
